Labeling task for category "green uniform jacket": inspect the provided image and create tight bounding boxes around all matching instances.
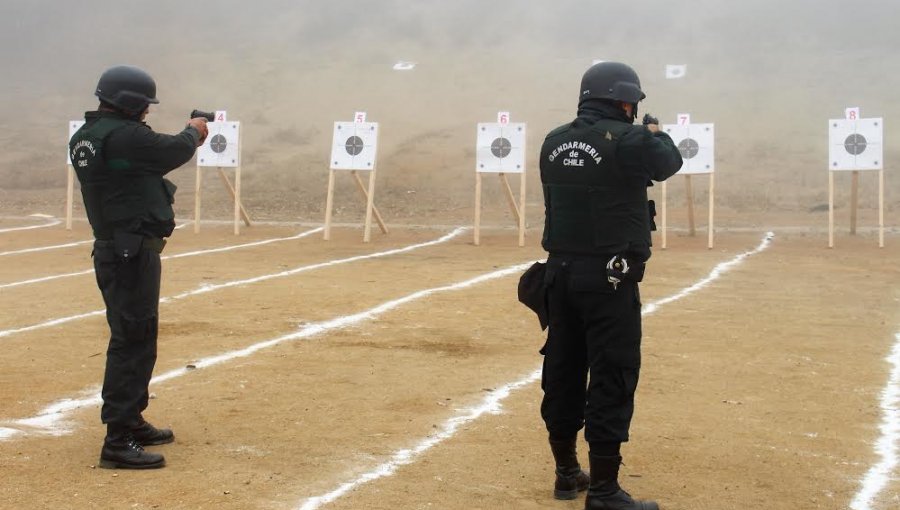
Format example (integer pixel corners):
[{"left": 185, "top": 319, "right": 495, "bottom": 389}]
[
  {"left": 540, "top": 104, "right": 683, "bottom": 260},
  {"left": 69, "top": 110, "right": 201, "bottom": 239}
]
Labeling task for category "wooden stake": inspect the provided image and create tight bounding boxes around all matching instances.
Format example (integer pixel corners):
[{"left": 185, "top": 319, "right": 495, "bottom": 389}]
[
  {"left": 879, "top": 169, "right": 885, "bottom": 248},
  {"left": 233, "top": 166, "right": 241, "bottom": 235},
  {"left": 708, "top": 173, "right": 715, "bottom": 249},
  {"left": 850, "top": 170, "right": 859, "bottom": 235},
  {"left": 362, "top": 169, "right": 377, "bottom": 243},
  {"left": 828, "top": 171, "right": 834, "bottom": 248},
  {"left": 685, "top": 174, "right": 696, "bottom": 236},
  {"left": 65, "top": 165, "right": 74, "bottom": 230},
  {"left": 661, "top": 180, "right": 668, "bottom": 249},
  {"left": 194, "top": 164, "right": 202, "bottom": 233},
  {"left": 474, "top": 173, "right": 482, "bottom": 246},
  {"left": 499, "top": 173, "right": 521, "bottom": 223},
  {"left": 352, "top": 171, "right": 388, "bottom": 234},
  {"left": 216, "top": 168, "right": 251, "bottom": 228},
  {"left": 323, "top": 169, "right": 336, "bottom": 240},
  {"left": 518, "top": 169, "right": 527, "bottom": 247}
]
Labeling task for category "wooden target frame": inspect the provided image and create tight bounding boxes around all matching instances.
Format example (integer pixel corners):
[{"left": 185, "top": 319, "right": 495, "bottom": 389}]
[
  {"left": 827, "top": 115, "right": 885, "bottom": 248},
  {"left": 661, "top": 120, "right": 716, "bottom": 249},
  {"left": 194, "top": 119, "right": 251, "bottom": 235},
  {"left": 323, "top": 119, "right": 388, "bottom": 243},
  {"left": 473, "top": 119, "right": 527, "bottom": 247}
]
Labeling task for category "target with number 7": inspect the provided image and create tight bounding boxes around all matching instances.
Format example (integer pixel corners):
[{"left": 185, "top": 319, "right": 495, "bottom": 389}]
[{"left": 663, "top": 123, "right": 715, "bottom": 174}]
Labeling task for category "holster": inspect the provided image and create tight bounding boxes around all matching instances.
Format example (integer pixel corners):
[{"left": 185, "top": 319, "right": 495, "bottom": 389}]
[
  {"left": 113, "top": 231, "right": 144, "bottom": 261},
  {"left": 518, "top": 261, "right": 549, "bottom": 330}
]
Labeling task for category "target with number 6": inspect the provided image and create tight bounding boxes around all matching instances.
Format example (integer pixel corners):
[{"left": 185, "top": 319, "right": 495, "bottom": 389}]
[{"left": 475, "top": 123, "right": 526, "bottom": 173}]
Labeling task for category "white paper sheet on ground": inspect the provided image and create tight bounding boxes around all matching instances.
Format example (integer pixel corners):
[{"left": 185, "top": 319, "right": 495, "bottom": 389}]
[
  {"left": 330, "top": 122, "right": 379, "bottom": 171},
  {"left": 475, "top": 123, "right": 526, "bottom": 174},
  {"left": 829, "top": 118, "right": 883, "bottom": 171},
  {"left": 197, "top": 121, "right": 241, "bottom": 167},
  {"left": 67, "top": 121, "right": 85, "bottom": 164},
  {"left": 663, "top": 123, "right": 715, "bottom": 174},
  {"left": 666, "top": 64, "right": 687, "bottom": 79},
  {"left": 392, "top": 61, "right": 416, "bottom": 71}
]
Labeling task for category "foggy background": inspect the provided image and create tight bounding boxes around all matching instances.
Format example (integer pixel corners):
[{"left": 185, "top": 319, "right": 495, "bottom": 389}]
[{"left": 0, "top": 0, "right": 897, "bottom": 228}]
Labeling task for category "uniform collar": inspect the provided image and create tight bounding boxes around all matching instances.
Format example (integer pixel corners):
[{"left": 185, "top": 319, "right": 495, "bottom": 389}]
[{"left": 576, "top": 99, "right": 633, "bottom": 124}]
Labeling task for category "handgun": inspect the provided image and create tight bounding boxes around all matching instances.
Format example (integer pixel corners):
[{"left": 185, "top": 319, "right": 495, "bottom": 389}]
[{"left": 190, "top": 110, "right": 215, "bottom": 122}]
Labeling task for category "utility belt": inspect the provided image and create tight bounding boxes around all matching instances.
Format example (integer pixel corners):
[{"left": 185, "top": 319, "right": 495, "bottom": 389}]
[
  {"left": 94, "top": 231, "right": 167, "bottom": 260},
  {"left": 518, "top": 253, "right": 645, "bottom": 330},
  {"left": 547, "top": 253, "right": 646, "bottom": 286}
]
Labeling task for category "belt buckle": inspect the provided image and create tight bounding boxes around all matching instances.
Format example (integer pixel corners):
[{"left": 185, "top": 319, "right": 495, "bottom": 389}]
[{"left": 606, "top": 255, "right": 630, "bottom": 290}]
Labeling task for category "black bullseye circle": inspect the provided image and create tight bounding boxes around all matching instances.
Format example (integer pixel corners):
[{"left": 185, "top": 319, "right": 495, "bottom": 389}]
[
  {"left": 210, "top": 134, "right": 227, "bottom": 154},
  {"left": 345, "top": 136, "right": 364, "bottom": 156},
  {"left": 844, "top": 133, "right": 867, "bottom": 155},
  {"left": 678, "top": 138, "right": 699, "bottom": 159},
  {"left": 491, "top": 137, "right": 512, "bottom": 158}
]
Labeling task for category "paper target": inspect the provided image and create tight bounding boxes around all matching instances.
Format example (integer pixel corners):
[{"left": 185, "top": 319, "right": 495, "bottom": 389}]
[
  {"left": 663, "top": 123, "right": 715, "bottom": 174},
  {"left": 330, "top": 122, "right": 378, "bottom": 171},
  {"left": 197, "top": 121, "right": 240, "bottom": 167},
  {"left": 476, "top": 123, "right": 526, "bottom": 173},
  {"left": 67, "top": 120, "right": 85, "bottom": 164},
  {"left": 666, "top": 64, "right": 687, "bottom": 79},
  {"left": 828, "top": 118, "right": 883, "bottom": 171}
]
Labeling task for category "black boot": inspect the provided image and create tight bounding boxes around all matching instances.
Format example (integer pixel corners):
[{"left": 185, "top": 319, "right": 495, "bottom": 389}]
[
  {"left": 131, "top": 419, "right": 174, "bottom": 446},
  {"left": 99, "top": 432, "right": 165, "bottom": 469},
  {"left": 585, "top": 453, "right": 658, "bottom": 510},
  {"left": 549, "top": 438, "right": 590, "bottom": 500}
]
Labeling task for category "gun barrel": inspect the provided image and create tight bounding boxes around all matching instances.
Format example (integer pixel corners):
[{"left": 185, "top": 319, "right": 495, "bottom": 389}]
[{"left": 190, "top": 109, "right": 215, "bottom": 122}]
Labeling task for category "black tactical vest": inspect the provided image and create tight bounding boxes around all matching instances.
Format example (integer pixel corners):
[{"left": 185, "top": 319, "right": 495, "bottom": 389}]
[
  {"left": 540, "top": 119, "right": 651, "bottom": 255},
  {"left": 69, "top": 116, "right": 177, "bottom": 239}
]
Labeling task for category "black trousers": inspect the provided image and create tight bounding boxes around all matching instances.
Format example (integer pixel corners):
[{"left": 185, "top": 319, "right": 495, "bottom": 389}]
[
  {"left": 92, "top": 241, "right": 161, "bottom": 428},
  {"left": 540, "top": 256, "right": 643, "bottom": 444}
]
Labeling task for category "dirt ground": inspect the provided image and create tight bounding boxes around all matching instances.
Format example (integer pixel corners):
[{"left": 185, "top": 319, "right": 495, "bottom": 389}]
[{"left": 0, "top": 212, "right": 898, "bottom": 510}]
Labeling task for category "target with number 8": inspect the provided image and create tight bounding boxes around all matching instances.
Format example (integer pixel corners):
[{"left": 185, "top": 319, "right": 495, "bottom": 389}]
[{"left": 828, "top": 118, "right": 883, "bottom": 171}]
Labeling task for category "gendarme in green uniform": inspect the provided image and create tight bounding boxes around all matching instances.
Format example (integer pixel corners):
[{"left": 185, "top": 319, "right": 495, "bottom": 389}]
[
  {"left": 532, "top": 62, "right": 682, "bottom": 510},
  {"left": 70, "top": 110, "right": 199, "bottom": 241},
  {"left": 70, "top": 65, "right": 207, "bottom": 471}
]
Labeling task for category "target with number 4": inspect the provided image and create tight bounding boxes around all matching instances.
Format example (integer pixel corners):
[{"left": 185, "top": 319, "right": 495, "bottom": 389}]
[
  {"left": 476, "top": 123, "right": 526, "bottom": 173},
  {"left": 828, "top": 118, "right": 883, "bottom": 171},
  {"left": 198, "top": 122, "right": 241, "bottom": 167},
  {"left": 663, "top": 123, "right": 715, "bottom": 174},
  {"left": 330, "top": 122, "right": 378, "bottom": 170}
]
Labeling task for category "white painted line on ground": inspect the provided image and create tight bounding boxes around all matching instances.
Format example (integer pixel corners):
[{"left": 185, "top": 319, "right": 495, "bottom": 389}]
[
  {"left": 0, "top": 253, "right": 526, "bottom": 440},
  {"left": 642, "top": 231, "right": 774, "bottom": 316},
  {"left": 0, "top": 227, "right": 324, "bottom": 290},
  {"left": 299, "top": 368, "right": 543, "bottom": 510},
  {"left": 850, "top": 332, "right": 900, "bottom": 510},
  {"left": 0, "top": 216, "right": 61, "bottom": 233},
  {"left": 0, "top": 227, "right": 464, "bottom": 339},
  {"left": 0, "top": 240, "right": 93, "bottom": 257},
  {"left": 295, "top": 232, "right": 776, "bottom": 510},
  {"left": 0, "top": 221, "right": 188, "bottom": 258}
]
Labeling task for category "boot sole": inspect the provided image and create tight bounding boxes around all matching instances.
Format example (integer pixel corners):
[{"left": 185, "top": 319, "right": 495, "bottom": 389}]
[
  {"left": 98, "top": 458, "right": 166, "bottom": 469},
  {"left": 554, "top": 488, "right": 579, "bottom": 500}
]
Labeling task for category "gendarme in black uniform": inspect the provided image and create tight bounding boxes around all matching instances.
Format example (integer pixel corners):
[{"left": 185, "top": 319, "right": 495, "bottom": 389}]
[
  {"left": 69, "top": 65, "right": 208, "bottom": 470},
  {"left": 536, "top": 62, "right": 682, "bottom": 510}
]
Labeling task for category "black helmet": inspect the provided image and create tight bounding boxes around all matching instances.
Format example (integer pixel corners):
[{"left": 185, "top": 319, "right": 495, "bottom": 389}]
[
  {"left": 94, "top": 65, "right": 160, "bottom": 114},
  {"left": 579, "top": 62, "right": 645, "bottom": 105}
]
